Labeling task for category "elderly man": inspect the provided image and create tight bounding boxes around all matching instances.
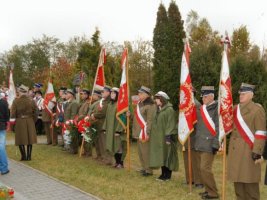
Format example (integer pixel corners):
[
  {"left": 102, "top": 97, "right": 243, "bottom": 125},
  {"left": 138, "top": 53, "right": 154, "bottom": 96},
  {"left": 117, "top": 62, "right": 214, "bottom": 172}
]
[
  {"left": 228, "top": 83, "right": 266, "bottom": 200},
  {"left": 195, "top": 86, "right": 219, "bottom": 199}
]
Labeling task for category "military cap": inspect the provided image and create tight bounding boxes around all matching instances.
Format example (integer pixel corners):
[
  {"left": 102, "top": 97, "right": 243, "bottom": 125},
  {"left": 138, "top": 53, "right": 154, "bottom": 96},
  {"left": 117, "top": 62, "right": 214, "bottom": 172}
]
[
  {"left": 59, "top": 87, "right": 67, "bottom": 91},
  {"left": 35, "top": 90, "right": 42, "bottom": 96},
  {"left": 81, "top": 89, "right": 90, "bottom": 96},
  {"left": 103, "top": 85, "right": 112, "bottom": 92},
  {"left": 155, "top": 91, "right": 170, "bottom": 100},
  {"left": 93, "top": 89, "right": 102, "bottom": 96},
  {"left": 111, "top": 87, "right": 119, "bottom": 92},
  {"left": 34, "top": 83, "right": 43, "bottom": 88},
  {"left": 201, "top": 86, "right": 215, "bottom": 97},
  {"left": 239, "top": 83, "right": 255, "bottom": 93},
  {"left": 66, "top": 88, "right": 75, "bottom": 96},
  {"left": 18, "top": 84, "right": 29, "bottom": 93},
  {"left": 138, "top": 86, "right": 151, "bottom": 95}
]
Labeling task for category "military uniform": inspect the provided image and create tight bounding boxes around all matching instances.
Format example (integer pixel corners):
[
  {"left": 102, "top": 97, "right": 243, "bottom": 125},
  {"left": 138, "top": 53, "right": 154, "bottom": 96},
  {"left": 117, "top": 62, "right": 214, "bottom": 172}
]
[
  {"left": 64, "top": 90, "right": 79, "bottom": 153},
  {"left": 149, "top": 94, "right": 178, "bottom": 181},
  {"left": 132, "top": 86, "right": 156, "bottom": 175},
  {"left": 194, "top": 86, "right": 219, "bottom": 198},
  {"left": 42, "top": 108, "right": 52, "bottom": 144},
  {"left": 10, "top": 85, "right": 38, "bottom": 161},
  {"left": 87, "top": 98, "right": 100, "bottom": 157},
  {"left": 89, "top": 86, "right": 111, "bottom": 161},
  {"left": 228, "top": 83, "right": 266, "bottom": 200},
  {"left": 90, "top": 97, "right": 110, "bottom": 160},
  {"left": 56, "top": 96, "right": 66, "bottom": 145},
  {"left": 78, "top": 99, "right": 90, "bottom": 121},
  {"left": 64, "top": 99, "right": 79, "bottom": 122},
  {"left": 103, "top": 87, "right": 126, "bottom": 167}
]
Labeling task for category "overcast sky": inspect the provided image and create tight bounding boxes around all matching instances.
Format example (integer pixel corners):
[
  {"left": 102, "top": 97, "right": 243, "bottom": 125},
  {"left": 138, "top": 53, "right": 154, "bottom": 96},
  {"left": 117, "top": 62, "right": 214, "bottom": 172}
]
[{"left": 0, "top": 0, "right": 266, "bottom": 52}]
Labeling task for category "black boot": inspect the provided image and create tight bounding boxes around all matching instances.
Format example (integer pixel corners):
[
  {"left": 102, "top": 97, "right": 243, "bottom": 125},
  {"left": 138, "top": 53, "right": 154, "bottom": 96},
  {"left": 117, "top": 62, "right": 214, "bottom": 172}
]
[
  {"left": 165, "top": 167, "right": 172, "bottom": 180},
  {"left": 114, "top": 153, "right": 120, "bottom": 167},
  {"left": 26, "top": 145, "right": 32, "bottom": 161},
  {"left": 117, "top": 153, "right": 123, "bottom": 168},
  {"left": 156, "top": 166, "right": 166, "bottom": 180},
  {"left": 19, "top": 145, "right": 26, "bottom": 161}
]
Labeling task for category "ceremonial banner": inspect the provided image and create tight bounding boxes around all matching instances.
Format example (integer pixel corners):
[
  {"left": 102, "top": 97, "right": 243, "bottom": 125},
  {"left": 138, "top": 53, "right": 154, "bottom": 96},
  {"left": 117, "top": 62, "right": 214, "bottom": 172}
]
[
  {"left": 94, "top": 48, "right": 106, "bottom": 90},
  {"left": 116, "top": 49, "right": 129, "bottom": 129},
  {"left": 44, "top": 81, "right": 56, "bottom": 114},
  {"left": 178, "top": 41, "right": 197, "bottom": 145},
  {"left": 218, "top": 50, "right": 233, "bottom": 142},
  {"left": 7, "top": 70, "right": 16, "bottom": 108}
]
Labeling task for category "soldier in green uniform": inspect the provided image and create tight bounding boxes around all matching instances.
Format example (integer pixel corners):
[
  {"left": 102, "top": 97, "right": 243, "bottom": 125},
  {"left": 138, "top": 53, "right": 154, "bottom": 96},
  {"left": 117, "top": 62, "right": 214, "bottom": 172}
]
[
  {"left": 10, "top": 85, "right": 38, "bottom": 161},
  {"left": 64, "top": 89, "right": 79, "bottom": 153},
  {"left": 56, "top": 87, "right": 67, "bottom": 146},
  {"left": 42, "top": 105, "right": 53, "bottom": 145},
  {"left": 90, "top": 86, "right": 111, "bottom": 163},
  {"left": 132, "top": 86, "right": 156, "bottom": 176},
  {"left": 228, "top": 83, "right": 266, "bottom": 200},
  {"left": 77, "top": 89, "right": 91, "bottom": 156},
  {"left": 86, "top": 89, "right": 102, "bottom": 158},
  {"left": 150, "top": 91, "right": 178, "bottom": 181},
  {"left": 103, "top": 87, "right": 126, "bottom": 168},
  {"left": 194, "top": 86, "right": 219, "bottom": 199},
  {"left": 78, "top": 89, "right": 91, "bottom": 121}
]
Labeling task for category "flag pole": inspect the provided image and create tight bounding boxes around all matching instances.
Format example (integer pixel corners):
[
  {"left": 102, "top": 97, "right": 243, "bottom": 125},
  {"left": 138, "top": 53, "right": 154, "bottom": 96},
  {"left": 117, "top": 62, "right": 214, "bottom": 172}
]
[
  {"left": 221, "top": 32, "right": 231, "bottom": 200},
  {"left": 188, "top": 137, "right": 193, "bottom": 193},
  {"left": 49, "top": 63, "right": 55, "bottom": 145},
  {"left": 79, "top": 48, "right": 105, "bottom": 157},
  {"left": 222, "top": 136, "right": 227, "bottom": 200},
  {"left": 126, "top": 48, "right": 131, "bottom": 171}
]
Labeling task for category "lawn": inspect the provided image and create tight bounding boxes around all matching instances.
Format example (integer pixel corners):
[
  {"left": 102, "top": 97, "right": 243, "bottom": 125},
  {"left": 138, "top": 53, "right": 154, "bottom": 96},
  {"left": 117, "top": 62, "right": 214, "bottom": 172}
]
[{"left": 6, "top": 133, "right": 267, "bottom": 200}]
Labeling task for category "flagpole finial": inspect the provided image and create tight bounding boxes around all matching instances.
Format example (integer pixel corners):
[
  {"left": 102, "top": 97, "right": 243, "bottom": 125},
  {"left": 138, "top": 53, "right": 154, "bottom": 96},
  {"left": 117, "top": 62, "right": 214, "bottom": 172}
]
[
  {"left": 220, "top": 31, "right": 231, "bottom": 51},
  {"left": 10, "top": 63, "right": 14, "bottom": 70}
]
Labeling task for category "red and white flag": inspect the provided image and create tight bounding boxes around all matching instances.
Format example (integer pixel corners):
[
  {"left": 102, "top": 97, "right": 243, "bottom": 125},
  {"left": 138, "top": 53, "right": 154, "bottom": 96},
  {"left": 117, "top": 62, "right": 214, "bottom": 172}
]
[
  {"left": 93, "top": 48, "right": 106, "bottom": 90},
  {"left": 44, "top": 81, "right": 56, "bottom": 114},
  {"left": 178, "top": 40, "right": 197, "bottom": 145},
  {"left": 218, "top": 50, "right": 233, "bottom": 142},
  {"left": 116, "top": 49, "right": 129, "bottom": 129},
  {"left": 7, "top": 70, "right": 16, "bottom": 108}
]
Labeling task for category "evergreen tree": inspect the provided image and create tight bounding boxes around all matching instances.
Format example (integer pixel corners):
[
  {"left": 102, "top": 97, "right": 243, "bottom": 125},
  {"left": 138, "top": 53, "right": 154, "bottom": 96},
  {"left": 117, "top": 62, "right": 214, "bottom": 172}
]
[
  {"left": 166, "top": 1, "right": 185, "bottom": 109},
  {"left": 77, "top": 28, "right": 102, "bottom": 88},
  {"left": 231, "top": 25, "right": 251, "bottom": 57},
  {"left": 152, "top": 3, "right": 169, "bottom": 94}
]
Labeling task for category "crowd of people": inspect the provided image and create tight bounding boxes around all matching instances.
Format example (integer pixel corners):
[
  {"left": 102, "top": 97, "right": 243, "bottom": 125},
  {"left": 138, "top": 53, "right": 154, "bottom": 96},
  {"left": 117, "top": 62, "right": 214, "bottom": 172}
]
[{"left": 0, "top": 82, "right": 266, "bottom": 200}]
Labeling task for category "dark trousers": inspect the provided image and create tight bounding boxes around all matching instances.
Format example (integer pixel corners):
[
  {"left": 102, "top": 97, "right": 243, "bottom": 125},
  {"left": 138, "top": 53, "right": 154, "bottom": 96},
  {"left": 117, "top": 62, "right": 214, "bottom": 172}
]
[{"left": 35, "top": 119, "right": 43, "bottom": 135}]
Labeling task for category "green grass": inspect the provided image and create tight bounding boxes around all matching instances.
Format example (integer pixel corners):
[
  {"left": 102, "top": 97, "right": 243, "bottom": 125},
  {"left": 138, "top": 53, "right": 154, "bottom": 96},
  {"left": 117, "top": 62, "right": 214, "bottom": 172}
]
[{"left": 5, "top": 134, "right": 267, "bottom": 200}]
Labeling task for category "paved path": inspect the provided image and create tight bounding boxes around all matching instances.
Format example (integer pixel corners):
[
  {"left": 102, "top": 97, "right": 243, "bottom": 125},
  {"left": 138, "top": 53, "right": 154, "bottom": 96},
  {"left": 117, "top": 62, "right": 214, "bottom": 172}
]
[{"left": 0, "top": 159, "right": 100, "bottom": 200}]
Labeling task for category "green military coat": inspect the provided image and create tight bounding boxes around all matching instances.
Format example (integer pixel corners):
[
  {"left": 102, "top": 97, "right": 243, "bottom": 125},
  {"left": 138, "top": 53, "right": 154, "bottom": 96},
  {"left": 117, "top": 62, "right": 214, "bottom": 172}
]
[
  {"left": 78, "top": 100, "right": 90, "bottom": 120},
  {"left": 132, "top": 97, "right": 155, "bottom": 139},
  {"left": 228, "top": 101, "right": 266, "bottom": 183},
  {"left": 149, "top": 102, "right": 178, "bottom": 171},
  {"left": 103, "top": 101, "right": 125, "bottom": 154},
  {"left": 10, "top": 95, "right": 38, "bottom": 145},
  {"left": 64, "top": 99, "right": 79, "bottom": 121},
  {"left": 90, "top": 97, "right": 110, "bottom": 132}
]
